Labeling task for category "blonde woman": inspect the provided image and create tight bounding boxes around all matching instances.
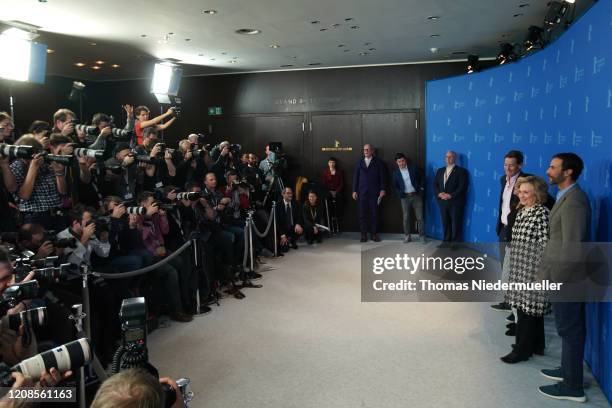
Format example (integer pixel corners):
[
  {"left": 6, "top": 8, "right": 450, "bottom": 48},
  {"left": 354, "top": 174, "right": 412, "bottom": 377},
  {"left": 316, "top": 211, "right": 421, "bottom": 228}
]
[{"left": 502, "top": 176, "right": 551, "bottom": 364}]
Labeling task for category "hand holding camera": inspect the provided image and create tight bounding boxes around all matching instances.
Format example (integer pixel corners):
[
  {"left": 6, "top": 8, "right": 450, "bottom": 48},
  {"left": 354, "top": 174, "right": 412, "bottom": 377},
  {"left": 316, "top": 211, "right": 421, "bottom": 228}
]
[{"left": 111, "top": 203, "right": 126, "bottom": 219}]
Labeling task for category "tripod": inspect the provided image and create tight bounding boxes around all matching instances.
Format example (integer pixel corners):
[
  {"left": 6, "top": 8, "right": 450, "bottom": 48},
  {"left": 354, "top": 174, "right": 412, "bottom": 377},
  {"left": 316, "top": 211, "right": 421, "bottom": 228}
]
[{"left": 262, "top": 173, "right": 285, "bottom": 208}]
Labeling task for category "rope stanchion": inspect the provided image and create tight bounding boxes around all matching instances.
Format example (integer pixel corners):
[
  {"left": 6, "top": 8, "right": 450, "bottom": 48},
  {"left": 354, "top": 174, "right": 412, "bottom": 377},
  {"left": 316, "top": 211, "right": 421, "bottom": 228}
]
[
  {"left": 325, "top": 198, "right": 331, "bottom": 235},
  {"left": 273, "top": 201, "right": 278, "bottom": 257},
  {"left": 92, "top": 240, "right": 193, "bottom": 279},
  {"left": 250, "top": 205, "right": 275, "bottom": 238},
  {"left": 242, "top": 217, "right": 250, "bottom": 269}
]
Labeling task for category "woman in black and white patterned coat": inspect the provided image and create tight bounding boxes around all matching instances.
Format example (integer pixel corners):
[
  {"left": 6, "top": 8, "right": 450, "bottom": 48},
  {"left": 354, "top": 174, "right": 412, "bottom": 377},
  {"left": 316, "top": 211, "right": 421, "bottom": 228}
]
[{"left": 501, "top": 175, "right": 551, "bottom": 364}]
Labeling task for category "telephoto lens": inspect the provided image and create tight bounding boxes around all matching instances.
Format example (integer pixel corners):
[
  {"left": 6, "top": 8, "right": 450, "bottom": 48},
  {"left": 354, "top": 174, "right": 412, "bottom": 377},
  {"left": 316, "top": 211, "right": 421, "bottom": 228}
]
[
  {"left": 73, "top": 148, "right": 105, "bottom": 160},
  {"left": 176, "top": 192, "right": 201, "bottom": 201},
  {"left": 0, "top": 144, "right": 35, "bottom": 159},
  {"left": 6, "top": 306, "right": 47, "bottom": 332},
  {"left": 13, "top": 338, "right": 92, "bottom": 379},
  {"left": 52, "top": 237, "right": 78, "bottom": 249},
  {"left": 126, "top": 207, "right": 146, "bottom": 215},
  {"left": 2, "top": 280, "right": 39, "bottom": 304},
  {"left": 43, "top": 154, "right": 75, "bottom": 165},
  {"left": 34, "top": 263, "right": 73, "bottom": 283}
]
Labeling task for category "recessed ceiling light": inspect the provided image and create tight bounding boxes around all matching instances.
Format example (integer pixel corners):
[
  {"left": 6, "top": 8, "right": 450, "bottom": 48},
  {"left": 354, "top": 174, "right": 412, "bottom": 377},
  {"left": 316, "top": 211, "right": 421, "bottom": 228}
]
[
  {"left": 95, "top": 60, "right": 105, "bottom": 64},
  {"left": 111, "top": 64, "right": 120, "bottom": 68},
  {"left": 210, "top": 58, "right": 215, "bottom": 61},
  {"left": 232, "top": 56, "right": 238, "bottom": 59},
  {"left": 359, "top": 52, "right": 369, "bottom": 56},
  {"left": 430, "top": 34, "right": 440, "bottom": 38},
  {"left": 280, "top": 64, "right": 293, "bottom": 67},
  {"left": 89, "top": 42, "right": 97, "bottom": 46},
  {"left": 311, "top": 20, "right": 320, "bottom": 24},
  {"left": 235, "top": 28, "right": 261, "bottom": 35},
  {"left": 309, "top": 62, "right": 322, "bottom": 66},
  {"left": 74, "top": 62, "right": 85, "bottom": 67},
  {"left": 38, "top": 0, "right": 47, "bottom": 2},
  {"left": 185, "top": 38, "right": 191, "bottom": 41},
  {"left": 229, "top": 60, "right": 238, "bottom": 63},
  {"left": 46, "top": 49, "right": 55, "bottom": 54},
  {"left": 430, "top": 47, "right": 439, "bottom": 53},
  {"left": 427, "top": 16, "right": 440, "bottom": 20},
  {"left": 338, "top": 44, "right": 346, "bottom": 47},
  {"left": 451, "top": 51, "right": 467, "bottom": 55},
  {"left": 221, "top": 52, "right": 227, "bottom": 55},
  {"left": 368, "top": 48, "right": 376, "bottom": 51},
  {"left": 364, "top": 42, "right": 372, "bottom": 46},
  {"left": 513, "top": 13, "right": 524, "bottom": 17},
  {"left": 92, "top": 66, "right": 100, "bottom": 70},
  {"left": 345, "top": 18, "right": 354, "bottom": 22},
  {"left": 320, "top": 28, "right": 327, "bottom": 31},
  {"left": 203, "top": 9, "right": 218, "bottom": 14},
  {"left": 343, "top": 49, "right": 351, "bottom": 52},
  {"left": 350, "top": 25, "right": 360, "bottom": 30},
  {"left": 198, "top": 53, "right": 204, "bottom": 56},
  {"left": 518, "top": 3, "right": 530, "bottom": 7},
  {"left": 332, "top": 23, "right": 341, "bottom": 28},
  {"left": 141, "top": 34, "right": 147, "bottom": 38},
  {"left": 168, "top": 32, "right": 174, "bottom": 35},
  {"left": 269, "top": 44, "right": 280, "bottom": 48}
]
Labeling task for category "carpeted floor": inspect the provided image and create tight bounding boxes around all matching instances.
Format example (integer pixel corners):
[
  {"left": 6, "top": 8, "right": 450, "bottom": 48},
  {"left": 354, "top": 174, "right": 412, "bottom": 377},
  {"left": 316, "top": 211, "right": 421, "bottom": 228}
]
[{"left": 149, "top": 235, "right": 611, "bottom": 408}]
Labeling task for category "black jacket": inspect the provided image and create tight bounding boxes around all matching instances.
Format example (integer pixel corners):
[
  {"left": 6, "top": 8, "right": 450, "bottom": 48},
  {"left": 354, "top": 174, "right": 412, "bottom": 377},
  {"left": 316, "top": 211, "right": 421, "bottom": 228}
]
[
  {"left": 433, "top": 165, "right": 468, "bottom": 203},
  {"left": 275, "top": 200, "right": 302, "bottom": 236}
]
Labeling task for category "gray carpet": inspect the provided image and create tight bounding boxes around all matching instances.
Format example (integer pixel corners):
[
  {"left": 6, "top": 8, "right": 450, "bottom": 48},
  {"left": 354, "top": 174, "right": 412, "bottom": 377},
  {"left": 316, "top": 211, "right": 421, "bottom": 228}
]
[{"left": 149, "top": 235, "right": 611, "bottom": 408}]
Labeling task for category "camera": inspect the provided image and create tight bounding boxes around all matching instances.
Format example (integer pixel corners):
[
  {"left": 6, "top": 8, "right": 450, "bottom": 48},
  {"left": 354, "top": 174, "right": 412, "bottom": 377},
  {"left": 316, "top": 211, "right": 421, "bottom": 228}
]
[
  {"left": 28, "top": 263, "right": 73, "bottom": 284},
  {"left": 0, "top": 281, "right": 39, "bottom": 316},
  {"left": 73, "top": 148, "right": 105, "bottom": 160},
  {"left": 4, "top": 306, "right": 47, "bottom": 332},
  {"left": 176, "top": 192, "right": 201, "bottom": 201},
  {"left": 0, "top": 144, "right": 35, "bottom": 160},
  {"left": 112, "top": 297, "right": 148, "bottom": 373},
  {"left": 169, "top": 106, "right": 181, "bottom": 117},
  {"left": 0, "top": 338, "right": 92, "bottom": 386},
  {"left": 42, "top": 234, "right": 78, "bottom": 249},
  {"left": 126, "top": 207, "right": 147, "bottom": 215},
  {"left": 162, "top": 377, "right": 193, "bottom": 408}
]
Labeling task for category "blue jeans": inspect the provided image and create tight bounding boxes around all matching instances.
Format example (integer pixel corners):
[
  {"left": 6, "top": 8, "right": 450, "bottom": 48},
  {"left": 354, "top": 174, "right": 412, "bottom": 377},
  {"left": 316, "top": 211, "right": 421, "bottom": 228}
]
[{"left": 552, "top": 302, "right": 586, "bottom": 390}]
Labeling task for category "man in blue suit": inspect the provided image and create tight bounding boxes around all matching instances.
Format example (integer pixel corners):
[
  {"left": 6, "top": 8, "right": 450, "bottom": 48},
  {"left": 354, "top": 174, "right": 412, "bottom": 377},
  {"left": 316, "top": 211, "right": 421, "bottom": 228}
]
[
  {"left": 352, "top": 144, "right": 386, "bottom": 242},
  {"left": 393, "top": 153, "right": 425, "bottom": 243}
]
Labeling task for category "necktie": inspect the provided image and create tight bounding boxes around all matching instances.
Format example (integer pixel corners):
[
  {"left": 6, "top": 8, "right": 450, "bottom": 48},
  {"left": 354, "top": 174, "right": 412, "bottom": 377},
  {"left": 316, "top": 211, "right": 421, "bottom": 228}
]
[{"left": 287, "top": 203, "right": 293, "bottom": 225}]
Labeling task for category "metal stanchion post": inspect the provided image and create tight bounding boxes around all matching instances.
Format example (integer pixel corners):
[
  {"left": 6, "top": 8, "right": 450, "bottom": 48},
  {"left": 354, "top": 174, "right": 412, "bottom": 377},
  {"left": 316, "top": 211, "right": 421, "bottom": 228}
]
[
  {"left": 79, "top": 265, "right": 108, "bottom": 382},
  {"left": 68, "top": 304, "right": 87, "bottom": 408},
  {"left": 249, "top": 213, "right": 254, "bottom": 272},
  {"left": 272, "top": 201, "right": 278, "bottom": 257},
  {"left": 192, "top": 238, "right": 201, "bottom": 315},
  {"left": 325, "top": 198, "right": 331, "bottom": 235}
]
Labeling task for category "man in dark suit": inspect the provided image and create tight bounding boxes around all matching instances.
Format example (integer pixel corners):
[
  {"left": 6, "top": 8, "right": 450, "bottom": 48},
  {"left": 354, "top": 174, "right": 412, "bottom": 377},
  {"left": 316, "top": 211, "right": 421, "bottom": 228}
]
[
  {"left": 352, "top": 144, "right": 387, "bottom": 242},
  {"left": 538, "top": 153, "right": 590, "bottom": 403},
  {"left": 433, "top": 151, "right": 468, "bottom": 247},
  {"left": 393, "top": 153, "right": 425, "bottom": 243},
  {"left": 492, "top": 150, "right": 527, "bottom": 312},
  {"left": 275, "top": 187, "right": 303, "bottom": 252}
]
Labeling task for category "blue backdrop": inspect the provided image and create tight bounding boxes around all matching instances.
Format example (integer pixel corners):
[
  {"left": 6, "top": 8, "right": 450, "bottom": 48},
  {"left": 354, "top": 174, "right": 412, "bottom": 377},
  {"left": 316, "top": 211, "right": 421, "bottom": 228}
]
[{"left": 425, "top": 0, "right": 612, "bottom": 402}]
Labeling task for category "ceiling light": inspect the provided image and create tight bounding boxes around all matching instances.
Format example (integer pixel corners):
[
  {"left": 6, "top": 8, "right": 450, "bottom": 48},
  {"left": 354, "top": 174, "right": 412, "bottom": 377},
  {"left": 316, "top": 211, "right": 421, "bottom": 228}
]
[
  {"left": 229, "top": 60, "right": 238, "bottom": 63},
  {"left": 332, "top": 23, "right": 341, "bottom": 28},
  {"left": 141, "top": 34, "right": 147, "bottom": 38},
  {"left": 311, "top": 20, "right": 320, "bottom": 24},
  {"left": 467, "top": 55, "right": 479, "bottom": 73},
  {"left": 89, "top": 42, "right": 97, "bottom": 46},
  {"left": 168, "top": 32, "right": 174, "bottom": 35},
  {"left": 92, "top": 66, "right": 100, "bottom": 70},
  {"left": 320, "top": 28, "right": 327, "bottom": 31},
  {"left": 203, "top": 9, "right": 218, "bottom": 14},
  {"left": 185, "top": 38, "right": 191, "bottom": 41},
  {"left": 338, "top": 44, "right": 345, "bottom": 47},
  {"left": 345, "top": 18, "right": 354, "bottom": 22},
  {"left": 427, "top": 16, "right": 440, "bottom": 20},
  {"left": 2, "top": 27, "right": 39, "bottom": 41},
  {"left": 518, "top": 3, "right": 530, "bottom": 7},
  {"left": 364, "top": 42, "right": 372, "bottom": 46},
  {"left": 46, "top": 49, "right": 54, "bottom": 54},
  {"left": 95, "top": 60, "right": 105, "bottom": 65},
  {"left": 111, "top": 64, "right": 120, "bottom": 68},
  {"left": 198, "top": 53, "right": 204, "bottom": 56},
  {"left": 497, "top": 43, "right": 516, "bottom": 64},
  {"left": 269, "top": 44, "right": 280, "bottom": 48},
  {"left": 565, "top": 0, "right": 575, "bottom": 3},
  {"left": 350, "top": 25, "right": 360, "bottom": 30},
  {"left": 221, "top": 52, "right": 227, "bottom": 55},
  {"left": 430, "top": 47, "right": 439, "bottom": 53},
  {"left": 359, "top": 52, "right": 369, "bottom": 56},
  {"left": 524, "top": 25, "right": 544, "bottom": 51},
  {"left": 235, "top": 28, "right": 261, "bottom": 35},
  {"left": 430, "top": 34, "right": 440, "bottom": 38},
  {"left": 513, "top": 13, "right": 524, "bottom": 17},
  {"left": 280, "top": 64, "right": 293, "bottom": 67},
  {"left": 75, "top": 62, "right": 85, "bottom": 67},
  {"left": 309, "top": 63, "right": 322, "bottom": 66},
  {"left": 232, "top": 57, "right": 238, "bottom": 59},
  {"left": 210, "top": 58, "right": 215, "bottom": 61},
  {"left": 368, "top": 48, "right": 376, "bottom": 51},
  {"left": 343, "top": 49, "right": 351, "bottom": 52},
  {"left": 38, "top": 0, "right": 47, "bottom": 2}
]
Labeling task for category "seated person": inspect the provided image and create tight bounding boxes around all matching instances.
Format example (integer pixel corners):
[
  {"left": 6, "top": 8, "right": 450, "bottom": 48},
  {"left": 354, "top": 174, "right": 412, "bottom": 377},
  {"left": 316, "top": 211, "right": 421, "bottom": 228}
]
[
  {"left": 275, "top": 187, "right": 303, "bottom": 252},
  {"left": 56, "top": 206, "right": 110, "bottom": 267},
  {"left": 302, "top": 191, "right": 324, "bottom": 244}
]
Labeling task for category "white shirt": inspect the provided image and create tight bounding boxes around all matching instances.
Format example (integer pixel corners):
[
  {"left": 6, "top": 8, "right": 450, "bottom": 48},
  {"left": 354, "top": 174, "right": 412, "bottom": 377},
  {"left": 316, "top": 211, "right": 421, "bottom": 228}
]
[
  {"left": 399, "top": 167, "right": 415, "bottom": 193},
  {"left": 57, "top": 228, "right": 110, "bottom": 267},
  {"left": 501, "top": 173, "right": 520, "bottom": 226},
  {"left": 444, "top": 165, "right": 455, "bottom": 186},
  {"left": 364, "top": 157, "right": 372, "bottom": 167}
]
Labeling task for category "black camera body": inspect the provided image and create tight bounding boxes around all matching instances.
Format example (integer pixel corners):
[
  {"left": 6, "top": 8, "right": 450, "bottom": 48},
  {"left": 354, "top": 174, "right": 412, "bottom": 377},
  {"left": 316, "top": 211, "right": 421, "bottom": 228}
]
[{"left": 0, "top": 280, "right": 39, "bottom": 316}]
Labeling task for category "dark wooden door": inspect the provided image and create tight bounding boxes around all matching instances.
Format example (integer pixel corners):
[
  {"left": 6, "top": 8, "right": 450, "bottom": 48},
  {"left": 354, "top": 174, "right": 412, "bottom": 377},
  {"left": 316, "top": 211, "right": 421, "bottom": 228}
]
[{"left": 362, "top": 112, "right": 420, "bottom": 233}]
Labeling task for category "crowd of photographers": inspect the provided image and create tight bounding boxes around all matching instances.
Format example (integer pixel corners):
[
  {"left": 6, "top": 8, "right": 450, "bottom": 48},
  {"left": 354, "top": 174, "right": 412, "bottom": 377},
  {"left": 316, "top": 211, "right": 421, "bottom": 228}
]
[{"left": 0, "top": 105, "right": 309, "bottom": 406}]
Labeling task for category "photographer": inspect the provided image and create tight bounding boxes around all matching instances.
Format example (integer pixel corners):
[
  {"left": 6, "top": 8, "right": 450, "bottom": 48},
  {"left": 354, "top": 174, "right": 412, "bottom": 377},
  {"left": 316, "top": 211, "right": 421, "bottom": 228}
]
[
  {"left": 133, "top": 128, "right": 176, "bottom": 191},
  {"left": 0, "top": 112, "right": 15, "bottom": 143},
  {"left": 91, "top": 368, "right": 184, "bottom": 408},
  {"left": 56, "top": 206, "right": 110, "bottom": 267},
  {"left": 174, "top": 139, "right": 208, "bottom": 188},
  {"left": 52, "top": 108, "right": 87, "bottom": 145},
  {"left": 17, "top": 223, "right": 56, "bottom": 260},
  {"left": 27, "top": 121, "right": 52, "bottom": 151},
  {"left": 9, "top": 135, "right": 67, "bottom": 231},
  {"left": 0, "top": 118, "right": 18, "bottom": 233},
  {"left": 210, "top": 141, "right": 241, "bottom": 185},
  {"left": 80, "top": 108, "right": 135, "bottom": 151},
  {"left": 132, "top": 192, "right": 192, "bottom": 322},
  {"left": 101, "top": 143, "right": 140, "bottom": 202},
  {"left": 134, "top": 106, "right": 177, "bottom": 146}
]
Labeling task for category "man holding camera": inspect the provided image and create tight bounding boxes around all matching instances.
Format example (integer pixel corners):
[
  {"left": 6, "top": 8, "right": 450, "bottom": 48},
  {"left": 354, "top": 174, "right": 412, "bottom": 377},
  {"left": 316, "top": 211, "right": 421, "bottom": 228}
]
[
  {"left": 101, "top": 142, "right": 139, "bottom": 201},
  {"left": 10, "top": 136, "right": 67, "bottom": 231},
  {"left": 174, "top": 138, "right": 208, "bottom": 188},
  {"left": 56, "top": 206, "right": 110, "bottom": 267},
  {"left": 133, "top": 128, "right": 176, "bottom": 192},
  {"left": 134, "top": 106, "right": 177, "bottom": 146}
]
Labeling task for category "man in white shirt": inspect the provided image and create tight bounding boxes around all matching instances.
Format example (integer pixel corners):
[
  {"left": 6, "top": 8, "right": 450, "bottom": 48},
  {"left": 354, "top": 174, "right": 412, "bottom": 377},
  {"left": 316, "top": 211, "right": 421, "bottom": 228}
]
[{"left": 57, "top": 206, "right": 110, "bottom": 267}]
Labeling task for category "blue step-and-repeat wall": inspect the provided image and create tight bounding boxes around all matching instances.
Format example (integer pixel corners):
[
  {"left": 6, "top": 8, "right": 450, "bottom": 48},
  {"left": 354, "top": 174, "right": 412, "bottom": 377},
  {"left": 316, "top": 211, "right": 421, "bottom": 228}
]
[{"left": 425, "top": 0, "right": 612, "bottom": 402}]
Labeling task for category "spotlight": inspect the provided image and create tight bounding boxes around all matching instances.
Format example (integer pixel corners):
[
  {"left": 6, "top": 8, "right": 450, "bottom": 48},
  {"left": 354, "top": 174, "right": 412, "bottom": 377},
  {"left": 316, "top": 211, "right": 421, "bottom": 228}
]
[
  {"left": 0, "top": 27, "right": 46, "bottom": 83},
  {"left": 543, "top": 1, "right": 570, "bottom": 27},
  {"left": 151, "top": 62, "right": 182, "bottom": 104},
  {"left": 524, "top": 26, "right": 544, "bottom": 51},
  {"left": 68, "top": 81, "right": 86, "bottom": 119},
  {"left": 467, "top": 55, "right": 479, "bottom": 73},
  {"left": 497, "top": 43, "right": 516, "bottom": 65}
]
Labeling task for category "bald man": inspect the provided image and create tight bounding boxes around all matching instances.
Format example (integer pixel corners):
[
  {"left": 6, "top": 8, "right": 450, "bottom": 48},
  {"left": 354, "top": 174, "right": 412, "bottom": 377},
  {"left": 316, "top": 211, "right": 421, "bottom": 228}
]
[
  {"left": 433, "top": 151, "right": 468, "bottom": 247},
  {"left": 352, "top": 144, "right": 387, "bottom": 242}
]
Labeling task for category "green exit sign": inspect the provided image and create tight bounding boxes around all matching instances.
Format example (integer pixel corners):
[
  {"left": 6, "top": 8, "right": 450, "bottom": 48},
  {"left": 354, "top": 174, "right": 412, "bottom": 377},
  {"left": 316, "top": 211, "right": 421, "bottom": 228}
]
[{"left": 208, "top": 107, "right": 222, "bottom": 116}]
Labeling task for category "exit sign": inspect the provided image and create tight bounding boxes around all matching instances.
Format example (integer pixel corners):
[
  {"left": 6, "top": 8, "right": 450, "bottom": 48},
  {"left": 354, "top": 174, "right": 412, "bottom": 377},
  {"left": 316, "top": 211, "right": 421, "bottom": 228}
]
[{"left": 208, "top": 107, "right": 222, "bottom": 115}]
